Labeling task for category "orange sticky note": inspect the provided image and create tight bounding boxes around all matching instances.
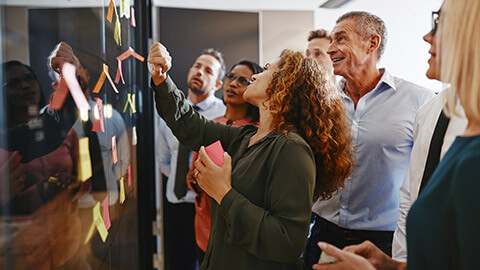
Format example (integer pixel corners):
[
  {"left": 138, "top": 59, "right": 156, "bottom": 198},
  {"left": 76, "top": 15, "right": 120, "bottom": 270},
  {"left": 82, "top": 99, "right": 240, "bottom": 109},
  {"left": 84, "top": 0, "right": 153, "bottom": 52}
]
[
  {"left": 93, "top": 64, "right": 119, "bottom": 94},
  {"left": 62, "top": 63, "right": 90, "bottom": 111},
  {"left": 92, "top": 98, "right": 105, "bottom": 132},
  {"left": 114, "top": 59, "right": 125, "bottom": 84},
  {"left": 111, "top": 135, "right": 117, "bottom": 164},
  {"left": 106, "top": 0, "right": 115, "bottom": 23},
  {"left": 102, "top": 196, "right": 111, "bottom": 230},
  {"left": 128, "top": 164, "right": 132, "bottom": 186},
  {"left": 92, "top": 69, "right": 106, "bottom": 94},
  {"left": 130, "top": 7, "right": 136, "bottom": 27},
  {"left": 49, "top": 78, "right": 69, "bottom": 110},
  {"left": 119, "top": 177, "right": 125, "bottom": 204}
]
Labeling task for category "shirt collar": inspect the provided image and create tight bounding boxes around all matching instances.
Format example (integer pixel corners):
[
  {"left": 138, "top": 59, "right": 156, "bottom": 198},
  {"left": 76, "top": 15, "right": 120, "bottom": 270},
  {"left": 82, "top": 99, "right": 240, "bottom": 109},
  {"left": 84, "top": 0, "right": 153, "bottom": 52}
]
[
  {"left": 187, "top": 93, "right": 220, "bottom": 111},
  {"left": 337, "top": 68, "right": 396, "bottom": 98}
]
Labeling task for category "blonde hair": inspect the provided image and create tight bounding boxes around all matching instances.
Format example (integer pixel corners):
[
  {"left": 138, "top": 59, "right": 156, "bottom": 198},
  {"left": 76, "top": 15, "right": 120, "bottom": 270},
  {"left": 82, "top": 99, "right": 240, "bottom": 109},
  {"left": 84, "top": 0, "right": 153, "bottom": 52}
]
[{"left": 441, "top": 0, "right": 480, "bottom": 121}]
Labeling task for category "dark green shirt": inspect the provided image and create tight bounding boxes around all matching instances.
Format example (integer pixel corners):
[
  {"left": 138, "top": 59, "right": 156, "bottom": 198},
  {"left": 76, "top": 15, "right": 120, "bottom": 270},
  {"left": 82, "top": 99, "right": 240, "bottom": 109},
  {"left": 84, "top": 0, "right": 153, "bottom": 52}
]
[
  {"left": 152, "top": 77, "right": 315, "bottom": 269},
  {"left": 407, "top": 135, "right": 480, "bottom": 269}
]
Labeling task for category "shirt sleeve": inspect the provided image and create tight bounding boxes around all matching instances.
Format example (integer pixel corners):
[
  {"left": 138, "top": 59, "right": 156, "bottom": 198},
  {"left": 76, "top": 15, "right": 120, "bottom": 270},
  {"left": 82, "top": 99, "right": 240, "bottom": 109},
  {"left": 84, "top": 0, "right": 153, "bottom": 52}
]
[
  {"left": 218, "top": 139, "right": 315, "bottom": 263},
  {"left": 151, "top": 76, "right": 242, "bottom": 152},
  {"left": 453, "top": 154, "right": 480, "bottom": 270},
  {"left": 155, "top": 116, "right": 172, "bottom": 177}
]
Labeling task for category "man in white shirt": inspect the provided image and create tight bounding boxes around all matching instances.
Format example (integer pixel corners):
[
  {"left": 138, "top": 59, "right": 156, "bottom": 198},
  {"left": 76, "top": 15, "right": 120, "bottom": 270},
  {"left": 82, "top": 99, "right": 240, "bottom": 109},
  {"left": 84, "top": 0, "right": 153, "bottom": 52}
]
[{"left": 155, "top": 49, "right": 226, "bottom": 270}]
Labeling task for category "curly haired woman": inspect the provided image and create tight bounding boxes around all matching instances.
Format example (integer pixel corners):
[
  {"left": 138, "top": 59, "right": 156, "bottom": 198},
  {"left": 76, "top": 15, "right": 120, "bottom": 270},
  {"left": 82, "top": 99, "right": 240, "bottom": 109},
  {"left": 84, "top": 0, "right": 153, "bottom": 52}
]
[{"left": 148, "top": 44, "right": 354, "bottom": 269}]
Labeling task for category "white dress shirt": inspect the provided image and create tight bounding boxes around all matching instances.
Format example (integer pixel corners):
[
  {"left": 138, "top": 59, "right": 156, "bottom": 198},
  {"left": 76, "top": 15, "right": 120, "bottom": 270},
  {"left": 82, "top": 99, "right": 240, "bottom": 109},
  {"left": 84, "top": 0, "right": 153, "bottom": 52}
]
[{"left": 392, "top": 88, "right": 467, "bottom": 261}]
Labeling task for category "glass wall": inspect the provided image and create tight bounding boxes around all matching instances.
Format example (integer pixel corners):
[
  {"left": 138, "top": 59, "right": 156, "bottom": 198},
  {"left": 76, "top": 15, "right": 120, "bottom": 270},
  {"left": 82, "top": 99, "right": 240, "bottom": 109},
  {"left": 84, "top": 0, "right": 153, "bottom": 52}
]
[{"left": 0, "top": 0, "right": 154, "bottom": 269}]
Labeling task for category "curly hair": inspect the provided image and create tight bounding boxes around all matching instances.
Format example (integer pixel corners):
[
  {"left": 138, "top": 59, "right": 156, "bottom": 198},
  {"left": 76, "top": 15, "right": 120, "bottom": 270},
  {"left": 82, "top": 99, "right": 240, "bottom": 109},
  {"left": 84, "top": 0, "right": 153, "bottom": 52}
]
[{"left": 266, "top": 50, "right": 354, "bottom": 200}]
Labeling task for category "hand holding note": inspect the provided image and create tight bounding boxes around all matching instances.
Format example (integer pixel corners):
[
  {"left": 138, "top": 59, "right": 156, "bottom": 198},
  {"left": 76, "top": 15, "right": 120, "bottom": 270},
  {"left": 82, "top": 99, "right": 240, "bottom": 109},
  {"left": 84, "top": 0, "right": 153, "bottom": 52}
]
[
  {"left": 194, "top": 141, "right": 232, "bottom": 204},
  {"left": 147, "top": 42, "right": 172, "bottom": 85}
]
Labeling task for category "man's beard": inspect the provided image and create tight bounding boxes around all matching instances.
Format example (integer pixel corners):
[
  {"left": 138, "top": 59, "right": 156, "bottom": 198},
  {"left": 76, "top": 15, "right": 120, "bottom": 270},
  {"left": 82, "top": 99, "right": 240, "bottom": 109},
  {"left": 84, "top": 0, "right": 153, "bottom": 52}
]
[{"left": 187, "top": 81, "right": 205, "bottom": 95}]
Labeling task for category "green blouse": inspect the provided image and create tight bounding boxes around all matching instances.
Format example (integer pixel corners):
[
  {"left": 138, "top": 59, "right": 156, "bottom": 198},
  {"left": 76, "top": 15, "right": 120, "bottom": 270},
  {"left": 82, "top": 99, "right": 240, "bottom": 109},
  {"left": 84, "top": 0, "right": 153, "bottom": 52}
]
[
  {"left": 407, "top": 135, "right": 480, "bottom": 269},
  {"left": 152, "top": 77, "right": 314, "bottom": 270}
]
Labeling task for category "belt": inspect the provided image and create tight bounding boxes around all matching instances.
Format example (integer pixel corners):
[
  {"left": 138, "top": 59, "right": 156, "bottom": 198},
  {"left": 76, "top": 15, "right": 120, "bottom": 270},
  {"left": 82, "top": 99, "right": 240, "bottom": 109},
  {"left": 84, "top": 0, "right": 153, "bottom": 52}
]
[{"left": 315, "top": 216, "right": 393, "bottom": 240}]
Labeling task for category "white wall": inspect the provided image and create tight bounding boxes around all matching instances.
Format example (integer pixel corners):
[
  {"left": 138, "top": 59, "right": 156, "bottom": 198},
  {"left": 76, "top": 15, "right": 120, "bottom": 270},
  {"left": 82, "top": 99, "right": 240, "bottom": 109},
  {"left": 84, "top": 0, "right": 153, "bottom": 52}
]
[
  {"left": 261, "top": 10, "right": 314, "bottom": 65},
  {"left": 314, "top": 0, "right": 444, "bottom": 91}
]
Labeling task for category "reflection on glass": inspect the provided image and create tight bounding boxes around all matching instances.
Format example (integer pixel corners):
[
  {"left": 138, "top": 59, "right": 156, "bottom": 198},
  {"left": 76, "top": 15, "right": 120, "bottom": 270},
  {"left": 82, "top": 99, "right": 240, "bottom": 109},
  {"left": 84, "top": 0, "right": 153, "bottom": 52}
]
[{"left": 1, "top": 2, "right": 141, "bottom": 269}]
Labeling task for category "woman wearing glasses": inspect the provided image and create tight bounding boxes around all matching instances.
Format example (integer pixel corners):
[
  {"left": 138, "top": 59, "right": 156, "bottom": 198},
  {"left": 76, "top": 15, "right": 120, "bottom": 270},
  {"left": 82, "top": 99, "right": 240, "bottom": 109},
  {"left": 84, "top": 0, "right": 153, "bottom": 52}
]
[
  {"left": 313, "top": 1, "right": 480, "bottom": 269},
  {"left": 148, "top": 44, "right": 353, "bottom": 269},
  {"left": 186, "top": 60, "right": 263, "bottom": 263}
]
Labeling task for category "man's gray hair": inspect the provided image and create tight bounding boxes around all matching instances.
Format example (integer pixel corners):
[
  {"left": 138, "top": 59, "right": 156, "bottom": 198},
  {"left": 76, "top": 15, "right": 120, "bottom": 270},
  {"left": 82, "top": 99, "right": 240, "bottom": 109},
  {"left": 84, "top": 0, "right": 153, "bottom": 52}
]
[
  {"left": 337, "top": 11, "right": 387, "bottom": 59},
  {"left": 201, "top": 48, "right": 226, "bottom": 81}
]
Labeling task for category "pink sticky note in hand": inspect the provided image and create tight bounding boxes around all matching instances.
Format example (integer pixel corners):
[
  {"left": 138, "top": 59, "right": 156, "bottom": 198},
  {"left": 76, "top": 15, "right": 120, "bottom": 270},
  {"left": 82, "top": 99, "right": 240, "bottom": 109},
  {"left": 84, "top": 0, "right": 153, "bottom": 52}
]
[
  {"left": 204, "top": 141, "right": 224, "bottom": 167},
  {"left": 62, "top": 63, "right": 90, "bottom": 111},
  {"left": 102, "top": 196, "right": 111, "bottom": 230}
]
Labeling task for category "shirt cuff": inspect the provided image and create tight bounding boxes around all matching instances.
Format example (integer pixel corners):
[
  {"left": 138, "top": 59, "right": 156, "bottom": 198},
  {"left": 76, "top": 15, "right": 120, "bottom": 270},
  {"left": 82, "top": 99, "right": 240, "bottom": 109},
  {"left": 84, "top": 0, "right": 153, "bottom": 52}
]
[{"left": 218, "top": 188, "right": 238, "bottom": 220}]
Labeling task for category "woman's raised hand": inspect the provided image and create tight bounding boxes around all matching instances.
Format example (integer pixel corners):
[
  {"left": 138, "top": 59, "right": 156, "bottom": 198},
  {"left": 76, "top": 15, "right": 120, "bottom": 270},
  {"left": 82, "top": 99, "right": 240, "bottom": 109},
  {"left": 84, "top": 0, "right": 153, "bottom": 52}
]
[{"left": 147, "top": 42, "right": 172, "bottom": 85}]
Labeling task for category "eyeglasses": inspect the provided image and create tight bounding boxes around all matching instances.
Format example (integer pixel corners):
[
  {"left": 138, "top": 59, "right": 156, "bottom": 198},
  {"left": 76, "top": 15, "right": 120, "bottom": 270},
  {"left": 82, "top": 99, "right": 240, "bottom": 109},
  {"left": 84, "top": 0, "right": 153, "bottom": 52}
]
[
  {"left": 431, "top": 10, "right": 440, "bottom": 36},
  {"left": 3, "top": 74, "right": 37, "bottom": 89},
  {"left": 225, "top": 73, "right": 252, "bottom": 86}
]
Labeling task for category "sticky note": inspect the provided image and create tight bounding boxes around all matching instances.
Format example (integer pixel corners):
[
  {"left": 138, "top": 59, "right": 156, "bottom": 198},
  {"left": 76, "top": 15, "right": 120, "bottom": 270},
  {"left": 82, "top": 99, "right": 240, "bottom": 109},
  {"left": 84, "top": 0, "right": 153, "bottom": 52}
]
[
  {"left": 119, "top": 177, "right": 125, "bottom": 204},
  {"left": 92, "top": 64, "right": 119, "bottom": 94},
  {"left": 130, "top": 48, "right": 145, "bottom": 62},
  {"left": 128, "top": 164, "right": 132, "bottom": 186},
  {"left": 114, "top": 59, "right": 125, "bottom": 84},
  {"left": 93, "top": 202, "right": 109, "bottom": 242},
  {"left": 78, "top": 137, "right": 92, "bottom": 182},
  {"left": 62, "top": 63, "right": 90, "bottom": 111},
  {"left": 106, "top": 0, "right": 115, "bottom": 23},
  {"left": 102, "top": 196, "right": 111, "bottom": 230},
  {"left": 111, "top": 135, "right": 117, "bottom": 164},
  {"left": 84, "top": 222, "right": 96, "bottom": 244},
  {"left": 318, "top": 251, "right": 338, "bottom": 264},
  {"left": 114, "top": 13, "right": 122, "bottom": 46},
  {"left": 130, "top": 7, "right": 136, "bottom": 27},
  {"left": 49, "top": 78, "right": 69, "bottom": 110},
  {"left": 205, "top": 141, "right": 224, "bottom": 167},
  {"left": 132, "top": 126, "right": 137, "bottom": 145},
  {"left": 92, "top": 98, "right": 105, "bottom": 132},
  {"left": 123, "top": 93, "right": 136, "bottom": 114},
  {"left": 120, "top": 0, "right": 130, "bottom": 19}
]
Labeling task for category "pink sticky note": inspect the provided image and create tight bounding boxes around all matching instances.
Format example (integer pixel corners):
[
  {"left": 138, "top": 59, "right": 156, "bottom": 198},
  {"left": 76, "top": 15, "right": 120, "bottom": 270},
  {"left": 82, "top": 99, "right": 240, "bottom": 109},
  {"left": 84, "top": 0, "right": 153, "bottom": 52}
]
[
  {"left": 112, "top": 136, "right": 117, "bottom": 164},
  {"left": 205, "top": 141, "right": 224, "bottom": 167},
  {"left": 92, "top": 98, "right": 105, "bottom": 132},
  {"left": 62, "top": 63, "right": 90, "bottom": 110},
  {"left": 130, "top": 7, "right": 136, "bottom": 27},
  {"left": 114, "top": 59, "right": 125, "bottom": 84},
  {"left": 102, "top": 196, "right": 111, "bottom": 230},
  {"left": 130, "top": 47, "right": 145, "bottom": 62},
  {"left": 49, "top": 78, "right": 69, "bottom": 110},
  {"left": 128, "top": 164, "right": 132, "bottom": 186}
]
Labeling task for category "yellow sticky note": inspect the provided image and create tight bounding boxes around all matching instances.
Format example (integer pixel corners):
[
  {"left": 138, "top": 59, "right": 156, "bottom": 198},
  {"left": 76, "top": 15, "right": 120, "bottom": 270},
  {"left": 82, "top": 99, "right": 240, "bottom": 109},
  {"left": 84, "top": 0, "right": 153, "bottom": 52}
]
[
  {"left": 84, "top": 222, "right": 96, "bottom": 244},
  {"left": 114, "top": 14, "right": 122, "bottom": 46},
  {"left": 119, "top": 177, "right": 125, "bottom": 204},
  {"left": 93, "top": 202, "right": 109, "bottom": 242},
  {"left": 120, "top": 0, "right": 130, "bottom": 19},
  {"left": 78, "top": 137, "right": 92, "bottom": 182},
  {"left": 123, "top": 93, "right": 136, "bottom": 114}
]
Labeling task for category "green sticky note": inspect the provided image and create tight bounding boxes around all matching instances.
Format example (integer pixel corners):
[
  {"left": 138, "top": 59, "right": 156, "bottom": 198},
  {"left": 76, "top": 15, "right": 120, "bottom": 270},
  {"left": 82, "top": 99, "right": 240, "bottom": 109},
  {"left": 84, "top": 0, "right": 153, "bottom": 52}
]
[
  {"left": 114, "top": 14, "right": 122, "bottom": 46},
  {"left": 93, "top": 202, "right": 109, "bottom": 242}
]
